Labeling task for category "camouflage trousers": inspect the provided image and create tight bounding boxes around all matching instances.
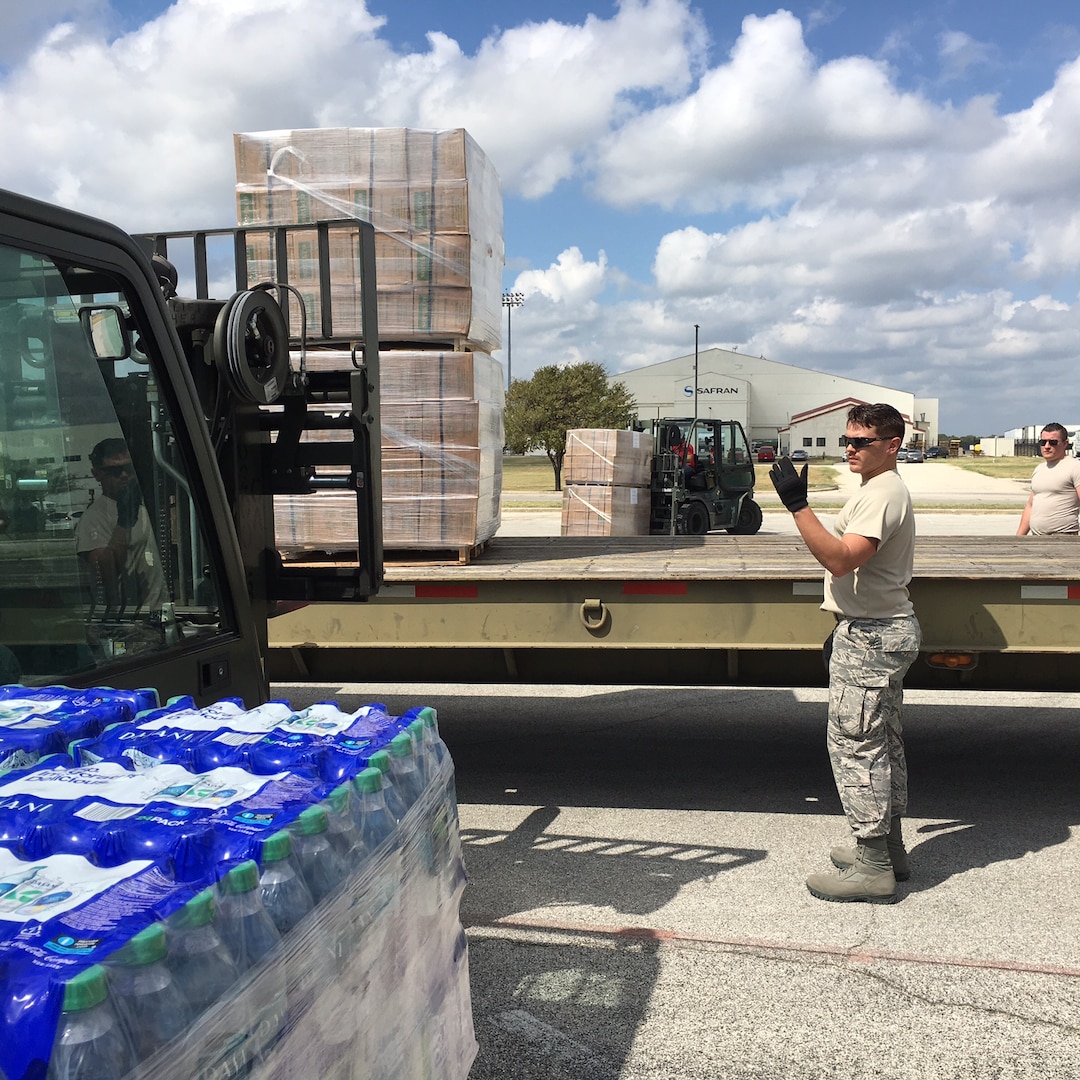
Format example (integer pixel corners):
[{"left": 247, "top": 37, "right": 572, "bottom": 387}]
[{"left": 827, "top": 615, "right": 921, "bottom": 839}]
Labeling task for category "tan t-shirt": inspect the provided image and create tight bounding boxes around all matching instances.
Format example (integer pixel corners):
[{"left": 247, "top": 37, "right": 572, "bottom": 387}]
[
  {"left": 822, "top": 469, "right": 915, "bottom": 619},
  {"left": 1029, "top": 457, "right": 1080, "bottom": 535}
]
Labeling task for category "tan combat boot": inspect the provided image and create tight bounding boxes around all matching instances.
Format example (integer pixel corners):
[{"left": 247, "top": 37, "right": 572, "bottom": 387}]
[
  {"left": 830, "top": 817, "right": 909, "bottom": 881},
  {"left": 807, "top": 836, "right": 897, "bottom": 904}
]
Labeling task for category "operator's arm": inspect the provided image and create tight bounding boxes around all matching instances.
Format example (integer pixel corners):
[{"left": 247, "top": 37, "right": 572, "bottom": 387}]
[
  {"left": 84, "top": 537, "right": 128, "bottom": 609},
  {"left": 789, "top": 507, "right": 879, "bottom": 577},
  {"left": 1016, "top": 493, "right": 1033, "bottom": 536}
]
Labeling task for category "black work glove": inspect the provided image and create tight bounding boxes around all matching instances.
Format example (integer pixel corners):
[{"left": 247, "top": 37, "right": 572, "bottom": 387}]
[
  {"left": 115, "top": 478, "right": 143, "bottom": 528},
  {"left": 769, "top": 457, "right": 809, "bottom": 513}
]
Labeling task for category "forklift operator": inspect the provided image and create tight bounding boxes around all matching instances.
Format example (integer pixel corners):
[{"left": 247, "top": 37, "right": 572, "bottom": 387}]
[
  {"left": 76, "top": 437, "right": 168, "bottom": 618},
  {"left": 670, "top": 427, "right": 696, "bottom": 483}
]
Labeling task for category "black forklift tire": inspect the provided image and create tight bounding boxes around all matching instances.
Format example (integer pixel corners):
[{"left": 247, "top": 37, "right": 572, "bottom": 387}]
[
  {"left": 727, "top": 498, "right": 763, "bottom": 535},
  {"left": 678, "top": 501, "right": 710, "bottom": 535}
]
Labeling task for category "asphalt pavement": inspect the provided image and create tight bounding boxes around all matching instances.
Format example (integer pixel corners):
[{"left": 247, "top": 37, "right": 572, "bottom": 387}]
[{"left": 274, "top": 680, "right": 1080, "bottom": 1080}]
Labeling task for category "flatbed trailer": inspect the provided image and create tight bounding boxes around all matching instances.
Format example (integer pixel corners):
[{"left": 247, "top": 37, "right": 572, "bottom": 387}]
[{"left": 267, "top": 534, "right": 1080, "bottom": 691}]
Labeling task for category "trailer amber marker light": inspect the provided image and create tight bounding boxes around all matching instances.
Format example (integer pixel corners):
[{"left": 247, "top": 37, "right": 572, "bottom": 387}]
[{"left": 926, "top": 652, "right": 978, "bottom": 670}]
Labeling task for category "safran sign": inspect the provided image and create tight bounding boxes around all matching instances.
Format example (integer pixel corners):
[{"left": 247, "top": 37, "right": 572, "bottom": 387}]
[{"left": 682, "top": 385, "right": 742, "bottom": 396}]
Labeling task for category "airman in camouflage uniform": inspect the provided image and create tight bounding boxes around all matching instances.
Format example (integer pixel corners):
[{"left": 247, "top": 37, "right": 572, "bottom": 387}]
[{"left": 771, "top": 403, "right": 921, "bottom": 903}]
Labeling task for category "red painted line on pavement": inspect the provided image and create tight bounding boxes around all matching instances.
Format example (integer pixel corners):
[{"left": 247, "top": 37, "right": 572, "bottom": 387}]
[{"left": 463, "top": 913, "right": 1080, "bottom": 978}]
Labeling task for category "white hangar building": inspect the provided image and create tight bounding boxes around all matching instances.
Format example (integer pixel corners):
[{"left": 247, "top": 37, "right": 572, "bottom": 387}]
[{"left": 610, "top": 348, "right": 939, "bottom": 456}]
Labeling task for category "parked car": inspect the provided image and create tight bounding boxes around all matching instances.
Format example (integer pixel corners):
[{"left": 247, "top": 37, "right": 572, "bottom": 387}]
[
  {"left": 905, "top": 448, "right": 925, "bottom": 463},
  {"left": 896, "top": 447, "right": 910, "bottom": 462},
  {"left": 757, "top": 446, "right": 776, "bottom": 462},
  {"left": 925, "top": 446, "right": 944, "bottom": 458},
  {"left": 790, "top": 449, "right": 809, "bottom": 462}
]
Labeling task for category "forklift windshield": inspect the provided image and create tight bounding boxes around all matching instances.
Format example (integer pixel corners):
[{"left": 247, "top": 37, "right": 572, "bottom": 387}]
[{"left": 0, "top": 240, "right": 231, "bottom": 684}]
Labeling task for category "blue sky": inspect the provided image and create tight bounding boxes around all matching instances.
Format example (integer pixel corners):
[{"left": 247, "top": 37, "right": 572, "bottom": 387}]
[{"left": 4, "top": 1, "right": 1080, "bottom": 434}]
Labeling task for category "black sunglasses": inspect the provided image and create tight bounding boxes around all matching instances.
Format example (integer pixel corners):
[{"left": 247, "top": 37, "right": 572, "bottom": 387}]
[
  {"left": 841, "top": 436, "right": 889, "bottom": 449},
  {"left": 99, "top": 463, "right": 134, "bottom": 476},
  {"left": 1039, "top": 439, "right": 1060, "bottom": 446}
]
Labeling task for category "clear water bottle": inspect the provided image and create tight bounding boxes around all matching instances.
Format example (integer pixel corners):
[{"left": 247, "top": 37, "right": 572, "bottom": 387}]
[
  {"left": 352, "top": 767, "right": 398, "bottom": 855},
  {"left": 405, "top": 718, "right": 430, "bottom": 788},
  {"left": 211, "top": 860, "right": 287, "bottom": 1075},
  {"left": 323, "top": 782, "right": 361, "bottom": 860},
  {"left": 366, "top": 749, "right": 408, "bottom": 823},
  {"left": 289, "top": 805, "right": 350, "bottom": 905},
  {"left": 415, "top": 706, "right": 449, "bottom": 768},
  {"left": 105, "top": 922, "right": 193, "bottom": 1062},
  {"left": 216, "top": 859, "right": 282, "bottom": 972},
  {"left": 386, "top": 732, "right": 425, "bottom": 810},
  {"left": 47, "top": 964, "right": 136, "bottom": 1080},
  {"left": 164, "top": 887, "right": 241, "bottom": 1016},
  {"left": 257, "top": 829, "right": 314, "bottom": 935}
]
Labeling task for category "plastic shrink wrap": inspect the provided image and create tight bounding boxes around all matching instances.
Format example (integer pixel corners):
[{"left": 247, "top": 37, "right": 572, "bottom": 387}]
[
  {"left": 233, "top": 127, "right": 504, "bottom": 354},
  {"left": 274, "top": 349, "right": 504, "bottom": 554},
  {"left": 0, "top": 686, "right": 476, "bottom": 1080}
]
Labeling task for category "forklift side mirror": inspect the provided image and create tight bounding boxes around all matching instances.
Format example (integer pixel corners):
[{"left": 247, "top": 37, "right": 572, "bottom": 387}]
[{"left": 79, "top": 305, "right": 132, "bottom": 361}]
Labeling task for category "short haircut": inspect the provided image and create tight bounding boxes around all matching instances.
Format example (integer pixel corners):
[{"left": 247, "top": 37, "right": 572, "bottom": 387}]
[
  {"left": 847, "top": 403, "right": 905, "bottom": 441},
  {"left": 89, "top": 437, "right": 130, "bottom": 468},
  {"left": 1041, "top": 422, "right": 1068, "bottom": 440}
]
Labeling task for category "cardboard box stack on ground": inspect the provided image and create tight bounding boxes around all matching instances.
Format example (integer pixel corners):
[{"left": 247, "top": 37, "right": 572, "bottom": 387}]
[
  {"left": 561, "top": 429, "right": 653, "bottom": 536},
  {"left": 234, "top": 128, "right": 506, "bottom": 554}
]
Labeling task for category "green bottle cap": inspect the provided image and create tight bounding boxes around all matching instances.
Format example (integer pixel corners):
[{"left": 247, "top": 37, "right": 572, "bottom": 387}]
[
  {"left": 388, "top": 732, "right": 413, "bottom": 758},
  {"left": 111, "top": 923, "right": 167, "bottom": 966},
  {"left": 354, "top": 767, "right": 384, "bottom": 794},
  {"left": 168, "top": 888, "right": 215, "bottom": 930},
  {"left": 261, "top": 830, "right": 293, "bottom": 863},
  {"left": 368, "top": 749, "right": 390, "bottom": 774},
  {"left": 292, "top": 805, "right": 329, "bottom": 837},
  {"left": 327, "top": 784, "right": 352, "bottom": 814},
  {"left": 219, "top": 860, "right": 260, "bottom": 895},
  {"left": 417, "top": 706, "right": 437, "bottom": 729},
  {"left": 61, "top": 965, "right": 108, "bottom": 1012}
]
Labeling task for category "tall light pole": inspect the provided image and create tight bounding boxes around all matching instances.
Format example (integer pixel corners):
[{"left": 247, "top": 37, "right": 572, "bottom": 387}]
[
  {"left": 693, "top": 323, "right": 700, "bottom": 425},
  {"left": 501, "top": 291, "right": 524, "bottom": 391}
]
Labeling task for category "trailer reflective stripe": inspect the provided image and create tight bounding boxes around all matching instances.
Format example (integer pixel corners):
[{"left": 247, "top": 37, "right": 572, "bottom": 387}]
[
  {"left": 1021, "top": 585, "right": 1080, "bottom": 600},
  {"left": 379, "top": 584, "right": 481, "bottom": 599},
  {"left": 622, "top": 582, "right": 688, "bottom": 595}
]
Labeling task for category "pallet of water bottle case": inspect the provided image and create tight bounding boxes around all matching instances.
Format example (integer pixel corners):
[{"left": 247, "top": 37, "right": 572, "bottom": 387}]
[{"left": 0, "top": 686, "right": 477, "bottom": 1080}]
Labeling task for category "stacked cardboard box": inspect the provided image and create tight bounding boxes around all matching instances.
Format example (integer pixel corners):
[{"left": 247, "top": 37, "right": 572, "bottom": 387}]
[
  {"left": 234, "top": 127, "right": 506, "bottom": 553},
  {"left": 234, "top": 127, "right": 503, "bottom": 352},
  {"left": 274, "top": 349, "right": 504, "bottom": 553},
  {"left": 561, "top": 429, "right": 653, "bottom": 536}
]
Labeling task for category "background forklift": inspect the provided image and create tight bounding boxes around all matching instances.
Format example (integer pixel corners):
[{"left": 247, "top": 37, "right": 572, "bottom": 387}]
[{"left": 649, "top": 417, "right": 763, "bottom": 535}]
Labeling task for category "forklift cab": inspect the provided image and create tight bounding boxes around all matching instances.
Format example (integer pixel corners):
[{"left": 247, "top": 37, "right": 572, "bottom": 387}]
[{"left": 650, "top": 417, "right": 760, "bottom": 535}]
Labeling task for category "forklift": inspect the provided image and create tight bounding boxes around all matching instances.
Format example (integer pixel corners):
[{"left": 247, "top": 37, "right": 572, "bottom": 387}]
[{"left": 649, "top": 417, "right": 763, "bottom": 535}]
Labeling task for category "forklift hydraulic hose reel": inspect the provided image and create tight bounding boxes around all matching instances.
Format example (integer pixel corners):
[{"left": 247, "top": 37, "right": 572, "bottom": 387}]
[{"left": 213, "top": 289, "right": 290, "bottom": 404}]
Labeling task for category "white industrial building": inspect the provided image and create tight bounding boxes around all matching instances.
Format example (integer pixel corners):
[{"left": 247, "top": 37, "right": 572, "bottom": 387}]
[{"left": 610, "top": 348, "right": 939, "bottom": 456}]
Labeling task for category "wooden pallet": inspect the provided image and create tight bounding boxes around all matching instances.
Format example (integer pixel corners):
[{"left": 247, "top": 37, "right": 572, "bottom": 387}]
[{"left": 383, "top": 539, "right": 488, "bottom": 566}]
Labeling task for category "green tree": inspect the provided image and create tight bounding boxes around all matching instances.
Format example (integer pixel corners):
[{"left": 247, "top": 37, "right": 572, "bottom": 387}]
[{"left": 504, "top": 362, "right": 637, "bottom": 490}]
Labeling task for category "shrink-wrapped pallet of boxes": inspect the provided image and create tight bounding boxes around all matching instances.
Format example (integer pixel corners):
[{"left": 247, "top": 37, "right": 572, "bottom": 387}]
[
  {"left": 274, "top": 349, "right": 504, "bottom": 556},
  {"left": 561, "top": 484, "right": 651, "bottom": 536},
  {"left": 561, "top": 429, "right": 653, "bottom": 536},
  {"left": 234, "top": 126, "right": 507, "bottom": 557},
  {"left": 233, "top": 127, "right": 504, "bottom": 353},
  {"left": 563, "top": 428, "right": 652, "bottom": 488}
]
